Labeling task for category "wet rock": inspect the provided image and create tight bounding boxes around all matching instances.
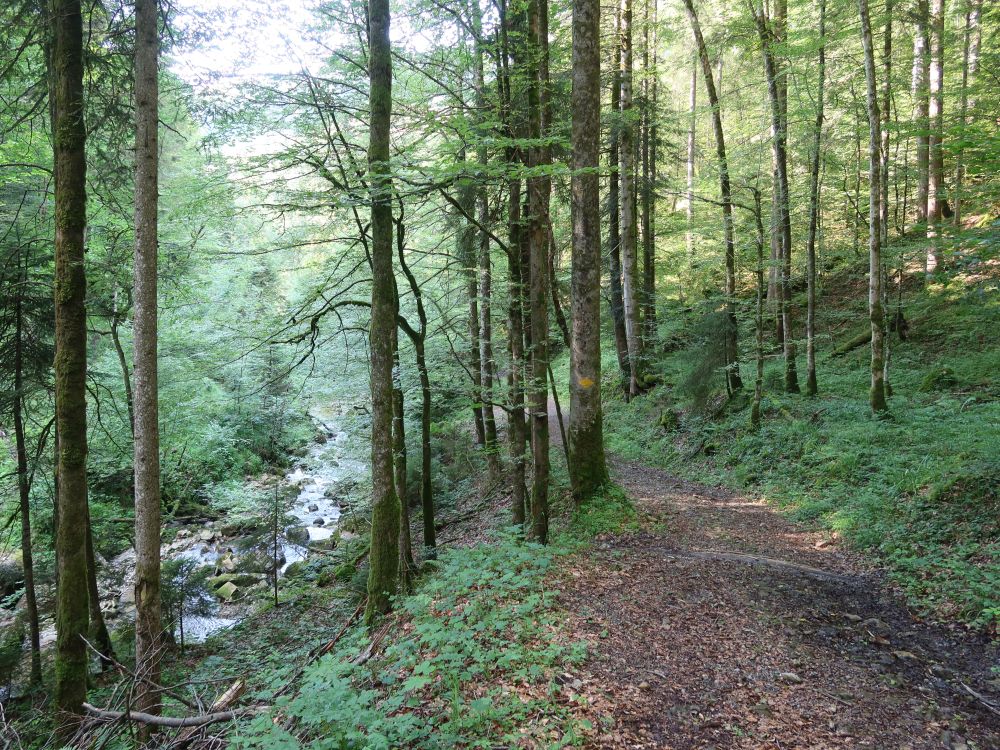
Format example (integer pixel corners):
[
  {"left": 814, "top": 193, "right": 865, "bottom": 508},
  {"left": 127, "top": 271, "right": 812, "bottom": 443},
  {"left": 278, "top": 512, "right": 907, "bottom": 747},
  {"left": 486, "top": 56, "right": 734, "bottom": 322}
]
[
  {"left": 236, "top": 549, "right": 283, "bottom": 574},
  {"left": 198, "top": 529, "right": 215, "bottom": 542},
  {"left": 308, "top": 504, "right": 319, "bottom": 513},
  {"left": 286, "top": 526, "right": 309, "bottom": 545},
  {"left": 208, "top": 573, "right": 262, "bottom": 589},
  {"left": 215, "top": 581, "right": 239, "bottom": 601},
  {"left": 219, "top": 553, "right": 237, "bottom": 573},
  {"left": 314, "top": 433, "right": 328, "bottom": 444},
  {"left": 0, "top": 559, "right": 24, "bottom": 598},
  {"left": 314, "top": 518, "right": 325, "bottom": 527}
]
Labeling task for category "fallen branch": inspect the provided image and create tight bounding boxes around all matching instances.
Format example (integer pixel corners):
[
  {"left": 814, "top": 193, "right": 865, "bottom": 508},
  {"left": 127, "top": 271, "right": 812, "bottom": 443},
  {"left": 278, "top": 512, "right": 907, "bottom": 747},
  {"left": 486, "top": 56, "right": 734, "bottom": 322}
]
[
  {"left": 171, "top": 679, "right": 247, "bottom": 748},
  {"left": 83, "top": 703, "right": 248, "bottom": 728}
]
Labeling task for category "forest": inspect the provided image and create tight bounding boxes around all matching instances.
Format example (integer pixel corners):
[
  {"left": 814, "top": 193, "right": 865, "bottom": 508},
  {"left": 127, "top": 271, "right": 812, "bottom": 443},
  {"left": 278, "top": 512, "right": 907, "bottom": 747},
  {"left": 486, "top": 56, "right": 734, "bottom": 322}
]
[{"left": 0, "top": 0, "right": 998, "bottom": 746}]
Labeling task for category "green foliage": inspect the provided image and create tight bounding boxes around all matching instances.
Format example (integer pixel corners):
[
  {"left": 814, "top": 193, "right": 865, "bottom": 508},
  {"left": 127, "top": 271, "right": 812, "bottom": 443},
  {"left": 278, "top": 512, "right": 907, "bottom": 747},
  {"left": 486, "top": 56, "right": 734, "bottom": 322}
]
[
  {"left": 603, "top": 240, "right": 1000, "bottom": 630},
  {"left": 231, "top": 535, "right": 591, "bottom": 749}
]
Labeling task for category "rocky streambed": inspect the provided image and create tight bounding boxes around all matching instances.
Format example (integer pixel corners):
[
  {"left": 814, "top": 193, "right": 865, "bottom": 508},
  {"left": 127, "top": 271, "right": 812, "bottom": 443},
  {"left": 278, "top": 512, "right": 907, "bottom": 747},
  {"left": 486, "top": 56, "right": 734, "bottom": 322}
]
[{"left": 100, "top": 403, "right": 369, "bottom": 644}]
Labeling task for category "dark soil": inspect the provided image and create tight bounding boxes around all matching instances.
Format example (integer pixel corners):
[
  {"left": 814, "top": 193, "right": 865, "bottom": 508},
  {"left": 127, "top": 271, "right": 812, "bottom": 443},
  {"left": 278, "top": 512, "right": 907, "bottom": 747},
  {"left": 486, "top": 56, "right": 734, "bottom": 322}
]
[{"left": 559, "top": 458, "right": 1000, "bottom": 749}]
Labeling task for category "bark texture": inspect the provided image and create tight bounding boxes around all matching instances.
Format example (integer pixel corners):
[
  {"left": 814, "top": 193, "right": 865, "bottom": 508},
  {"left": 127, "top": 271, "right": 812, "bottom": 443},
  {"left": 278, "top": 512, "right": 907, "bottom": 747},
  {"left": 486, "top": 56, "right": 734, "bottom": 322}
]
[
  {"left": 857, "top": 0, "right": 889, "bottom": 413},
  {"left": 365, "top": 0, "right": 401, "bottom": 622},
  {"left": 806, "top": 0, "right": 826, "bottom": 397},
  {"left": 926, "top": 0, "right": 944, "bottom": 272},
  {"left": 133, "top": 0, "right": 163, "bottom": 721},
  {"left": 683, "top": 0, "right": 742, "bottom": 394},
  {"left": 619, "top": 0, "right": 642, "bottom": 397},
  {"left": 568, "top": 0, "right": 608, "bottom": 500},
  {"left": 51, "top": 0, "right": 90, "bottom": 732}
]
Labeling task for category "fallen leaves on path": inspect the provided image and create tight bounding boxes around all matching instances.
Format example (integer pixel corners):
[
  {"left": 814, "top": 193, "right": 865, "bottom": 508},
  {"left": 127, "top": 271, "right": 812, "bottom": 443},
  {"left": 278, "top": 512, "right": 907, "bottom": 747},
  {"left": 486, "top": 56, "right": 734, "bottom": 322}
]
[{"left": 558, "top": 459, "right": 1000, "bottom": 749}]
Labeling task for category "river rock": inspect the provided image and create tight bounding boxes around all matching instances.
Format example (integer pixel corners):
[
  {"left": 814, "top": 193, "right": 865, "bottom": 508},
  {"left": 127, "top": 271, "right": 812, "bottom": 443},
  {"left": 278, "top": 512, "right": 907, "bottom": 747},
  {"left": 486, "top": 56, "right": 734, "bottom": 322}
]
[
  {"left": 286, "top": 526, "right": 309, "bottom": 545},
  {"left": 0, "top": 558, "right": 24, "bottom": 598},
  {"left": 215, "top": 581, "right": 239, "bottom": 601},
  {"left": 198, "top": 529, "right": 215, "bottom": 542},
  {"left": 208, "top": 573, "right": 263, "bottom": 589},
  {"left": 314, "top": 518, "right": 325, "bottom": 526},
  {"left": 236, "top": 549, "right": 283, "bottom": 574},
  {"left": 219, "top": 553, "right": 237, "bottom": 573},
  {"left": 308, "top": 504, "right": 319, "bottom": 512}
]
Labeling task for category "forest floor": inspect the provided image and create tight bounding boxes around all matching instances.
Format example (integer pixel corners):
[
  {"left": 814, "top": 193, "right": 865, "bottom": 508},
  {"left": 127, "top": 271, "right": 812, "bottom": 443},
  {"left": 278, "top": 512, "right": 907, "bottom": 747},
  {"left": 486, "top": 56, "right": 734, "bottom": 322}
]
[{"left": 555, "top": 453, "right": 1000, "bottom": 749}]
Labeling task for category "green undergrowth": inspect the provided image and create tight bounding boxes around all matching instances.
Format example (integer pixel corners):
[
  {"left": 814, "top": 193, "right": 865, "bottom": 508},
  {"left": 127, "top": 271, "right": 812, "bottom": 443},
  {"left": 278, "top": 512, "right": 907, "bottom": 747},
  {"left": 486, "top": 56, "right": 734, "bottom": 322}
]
[
  {"left": 219, "top": 480, "right": 634, "bottom": 749},
  {"left": 230, "top": 531, "right": 600, "bottom": 749},
  {"left": 602, "top": 231, "right": 1000, "bottom": 632}
]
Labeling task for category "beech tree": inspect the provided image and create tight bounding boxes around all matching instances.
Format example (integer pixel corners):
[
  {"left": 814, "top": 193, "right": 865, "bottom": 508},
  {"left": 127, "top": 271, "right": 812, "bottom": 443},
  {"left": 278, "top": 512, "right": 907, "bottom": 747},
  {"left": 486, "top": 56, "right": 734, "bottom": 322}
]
[
  {"left": 568, "top": 0, "right": 608, "bottom": 499},
  {"left": 365, "top": 0, "right": 401, "bottom": 621}
]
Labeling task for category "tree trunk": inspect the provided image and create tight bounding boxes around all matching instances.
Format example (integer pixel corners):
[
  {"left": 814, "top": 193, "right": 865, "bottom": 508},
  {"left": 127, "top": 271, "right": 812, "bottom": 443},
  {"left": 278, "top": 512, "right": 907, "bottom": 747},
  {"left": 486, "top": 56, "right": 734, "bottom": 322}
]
[
  {"left": 607, "top": 8, "right": 630, "bottom": 389},
  {"left": 52, "top": 0, "right": 90, "bottom": 732},
  {"left": 13, "top": 265, "right": 42, "bottom": 685},
  {"left": 109, "top": 306, "right": 134, "bottom": 435},
  {"left": 749, "top": 0, "right": 798, "bottom": 393},
  {"left": 880, "top": 0, "right": 893, "bottom": 249},
  {"left": 471, "top": 0, "right": 499, "bottom": 483},
  {"left": 912, "top": 0, "right": 930, "bottom": 227},
  {"left": 806, "top": 0, "right": 827, "bottom": 397},
  {"left": 391, "top": 322, "right": 414, "bottom": 590},
  {"left": 685, "top": 56, "right": 696, "bottom": 277},
  {"left": 954, "top": 0, "right": 981, "bottom": 227},
  {"left": 926, "top": 0, "right": 944, "bottom": 272},
  {"left": 568, "top": 0, "right": 608, "bottom": 500},
  {"left": 619, "top": 0, "right": 642, "bottom": 398},
  {"left": 527, "top": 0, "right": 550, "bottom": 543},
  {"left": 640, "top": 0, "right": 656, "bottom": 347},
  {"left": 395, "top": 209, "right": 435, "bottom": 553},
  {"left": 507, "top": 175, "right": 528, "bottom": 526},
  {"left": 458, "top": 154, "right": 485, "bottom": 446},
  {"left": 133, "top": 0, "right": 163, "bottom": 723},
  {"left": 365, "top": 0, "right": 400, "bottom": 622},
  {"left": 857, "top": 0, "right": 889, "bottom": 413},
  {"left": 685, "top": 0, "right": 741, "bottom": 392},
  {"left": 750, "top": 188, "right": 766, "bottom": 428},
  {"left": 86, "top": 513, "right": 114, "bottom": 670}
]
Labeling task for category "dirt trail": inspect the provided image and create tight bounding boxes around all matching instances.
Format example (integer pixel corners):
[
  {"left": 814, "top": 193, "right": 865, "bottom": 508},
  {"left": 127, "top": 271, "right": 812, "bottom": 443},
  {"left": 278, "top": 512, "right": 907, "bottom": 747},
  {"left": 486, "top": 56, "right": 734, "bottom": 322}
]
[{"left": 559, "top": 456, "right": 1000, "bottom": 749}]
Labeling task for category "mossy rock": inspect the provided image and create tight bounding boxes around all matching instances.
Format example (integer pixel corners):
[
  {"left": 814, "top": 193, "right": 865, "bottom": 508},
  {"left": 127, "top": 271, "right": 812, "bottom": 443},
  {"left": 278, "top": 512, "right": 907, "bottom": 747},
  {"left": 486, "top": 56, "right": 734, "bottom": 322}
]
[
  {"left": 657, "top": 409, "right": 681, "bottom": 432},
  {"left": 208, "top": 573, "right": 263, "bottom": 589},
  {"left": 639, "top": 372, "right": 663, "bottom": 389},
  {"left": 283, "top": 562, "right": 307, "bottom": 579},
  {"left": 919, "top": 366, "right": 959, "bottom": 392},
  {"left": 0, "top": 559, "right": 23, "bottom": 599},
  {"left": 215, "top": 581, "right": 240, "bottom": 601}
]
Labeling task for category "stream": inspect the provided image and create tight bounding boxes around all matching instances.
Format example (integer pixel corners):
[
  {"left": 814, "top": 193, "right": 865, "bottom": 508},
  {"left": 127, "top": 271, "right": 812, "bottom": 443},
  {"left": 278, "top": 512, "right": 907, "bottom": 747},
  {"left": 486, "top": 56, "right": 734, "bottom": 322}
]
[{"left": 102, "top": 404, "right": 368, "bottom": 644}]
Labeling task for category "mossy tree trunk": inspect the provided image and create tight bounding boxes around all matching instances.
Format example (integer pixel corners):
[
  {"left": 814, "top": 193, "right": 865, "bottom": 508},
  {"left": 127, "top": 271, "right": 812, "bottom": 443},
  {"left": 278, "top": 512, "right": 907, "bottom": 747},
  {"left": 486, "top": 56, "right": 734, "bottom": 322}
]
[
  {"left": 527, "top": 0, "right": 550, "bottom": 543},
  {"left": 51, "top": 0, "right": 90, "bottom": 734},
  {"left": 365, "top": 0, "right": 400, "bottom": 622},
  {"left": 568, "top": 0, "right": 608, "bottom": 500},
  {"left": 12, "top": 258, "right": 42, "bottom": 685}
]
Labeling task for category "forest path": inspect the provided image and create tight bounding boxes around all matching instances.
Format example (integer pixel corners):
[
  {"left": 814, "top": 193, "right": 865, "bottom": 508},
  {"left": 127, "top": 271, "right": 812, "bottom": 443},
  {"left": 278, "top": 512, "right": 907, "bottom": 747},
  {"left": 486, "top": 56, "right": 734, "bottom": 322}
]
[{"left": 558, "top": 456, "right": 1000, "bottom": 749}]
